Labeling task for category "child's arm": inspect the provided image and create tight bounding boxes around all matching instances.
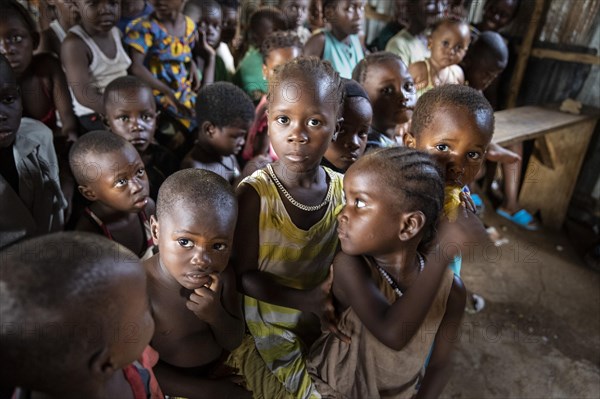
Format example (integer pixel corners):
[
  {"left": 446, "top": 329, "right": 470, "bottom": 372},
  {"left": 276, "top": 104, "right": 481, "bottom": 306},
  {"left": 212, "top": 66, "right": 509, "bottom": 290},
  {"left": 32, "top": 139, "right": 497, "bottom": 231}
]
[
  {"left": 303, "top": 32, "right": 326, "bottom": 58},
  {"left": 408, "top": 61, "right": 427, "bottom": 91},
  {"left": 185, "top": 267, "right": 244, "bottom": 351},
  {"left": 61, "top": 34, "right": 104, "bottom": 114},
  {"left": 194, "top": 29, "right": 216, "bottom": 87},
  {"left": 232, "top": 183, "right": 347, "bottom": 341},
  {"left": 46, "top": 55, "right": 78, "bottom": 140},
  {"left": 415, "top": 276, "right": 466, "bottom": 399},
  {"left": 332, "top": 249, "right": 451, "bottom": 350}
]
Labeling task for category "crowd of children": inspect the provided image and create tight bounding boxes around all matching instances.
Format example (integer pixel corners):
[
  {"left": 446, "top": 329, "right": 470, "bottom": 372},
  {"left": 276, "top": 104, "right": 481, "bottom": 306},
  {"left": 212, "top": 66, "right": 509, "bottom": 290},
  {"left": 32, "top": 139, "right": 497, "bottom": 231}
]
[{"left": 2, "top": 0, "right": 531, "bottom": 397}]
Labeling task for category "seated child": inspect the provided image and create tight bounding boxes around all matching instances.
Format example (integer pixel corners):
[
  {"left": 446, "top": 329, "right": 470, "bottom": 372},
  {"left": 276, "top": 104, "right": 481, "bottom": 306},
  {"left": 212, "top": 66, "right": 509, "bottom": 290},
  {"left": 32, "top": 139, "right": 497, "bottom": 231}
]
[
  {"left": 308, "top": 147, "right": 466, "bottom": 398},
  {"left": 352, "top": 51, "right": 417, "bottom": 149},
  {"left": 38, "top": 0, "right": 79, "bottom": 57},
  {"left": 181, "top": 82, "right": 255, "bottom": 185},
  {"left": 125, "top": 0, "right": 200, "bottom": 145},
  {"left": 1, "top": 0, "right": 78, "bottom": 140},
  {"left": 279, "top": 0, "right": 311, "bottom": 44},
  {"left": 61, "top": 0, "right": 131, "bottom": 133},
  {"left": 69, "top": 130, "right": 156, "bottom": 259},
  {"left": 240, "top": 30, "right": 303, "bottom": 179},
  {"left": 144, "top": 168, "right": 249, "bottom": 398},
  {"left": 118, "top": 0, "right": 153, "bottom": 33},
  {"left": 103, "top": 76, "right": 179, "bottom": 201},
  {"left": 0, "top": 54, "right": 66, "bottom": 250},
  {"left": 304, "top": 0, "right": 366, "bottom": 79},
  {"left": 321, "top": 78, "right": 372, "bottom": 173},
  {"left": 230, "top": 57, "right": 346, "bottom": 399},
  {"left": 0, "top": 232, "right": 161, "bottom": 398},
  {"left": 232, "top": 7, "right": 287, "bottom": 102},
  {"left": 409, "top": 17, "right": 471, "bottom": 98}
]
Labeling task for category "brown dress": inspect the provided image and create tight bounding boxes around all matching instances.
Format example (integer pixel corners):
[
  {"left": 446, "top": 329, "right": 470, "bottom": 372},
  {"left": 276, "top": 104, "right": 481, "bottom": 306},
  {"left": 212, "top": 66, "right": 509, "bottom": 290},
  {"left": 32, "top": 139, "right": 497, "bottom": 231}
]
[{"left": 307, "top": 257, "right": 455, "bottom": 399}]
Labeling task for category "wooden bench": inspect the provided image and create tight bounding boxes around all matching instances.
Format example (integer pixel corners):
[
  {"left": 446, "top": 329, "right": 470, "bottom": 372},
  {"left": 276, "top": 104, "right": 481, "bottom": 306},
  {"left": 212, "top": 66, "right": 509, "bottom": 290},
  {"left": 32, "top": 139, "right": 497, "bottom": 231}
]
[{"left": 492, "top": 105, "right": 598, "bottom": 230}]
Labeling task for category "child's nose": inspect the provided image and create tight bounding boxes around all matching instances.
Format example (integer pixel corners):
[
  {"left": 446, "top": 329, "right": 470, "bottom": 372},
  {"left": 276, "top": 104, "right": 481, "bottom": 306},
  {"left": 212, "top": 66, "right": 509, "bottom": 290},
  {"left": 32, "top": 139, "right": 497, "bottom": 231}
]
[
  {"left": 345, "top": 134, "right": 361, "bottom": 150},
  {"left": 287, "top": 126, "right": 308, "bottom": 144},
  {"left": 191, "top": 247, "right": 211, "bottom": 267}
]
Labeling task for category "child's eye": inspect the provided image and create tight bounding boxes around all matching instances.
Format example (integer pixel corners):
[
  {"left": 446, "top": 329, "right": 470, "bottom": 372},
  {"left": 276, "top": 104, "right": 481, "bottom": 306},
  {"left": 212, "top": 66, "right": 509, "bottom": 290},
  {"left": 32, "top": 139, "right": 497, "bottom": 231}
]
[
  {"left": 381, "top": 86, "right": 394, "bottom": 95},
  {"left": 404, "top": 81, "right": 415, "bottom": 92},
  {"left": 276, "top": 116, "right": 289, "bottom": 125},
  {"left": 178, "top": 238, "right": 194, "bottom": 248},
  {"left": 115, "top": 178, "right": 128, "bottom": 187},
  {"left": 468, "top": 152, "right": 482, "bottom": 160},
  {"left": 355, "top": 199, "right": 366, "bottom": 209},
  {"left": 10, "top": 35, "right": 23, "bottom": 44},
  {"left": 142, "top": 114, "right": 154, "bottom": 121},
  {"left": 442, "top": 40, "right": 450, "bottom": 47},
  {"left": 118, "top": 115, "right": 129, "bottom": 122},
  {"left": 1, "top": 96, "right": 16, "bottom": 104},
  {"left": 358, "top": 130, "right": 368, "bottom": 139},
  {"left": 136, "top": 168, "right": 145, "bottom": 177},
  {"left": 435, "top": 144, "right": 449, "bottom": 152},
  {"left": 213, "top": 243, "right": 227, "bottom": 251},
  {"left": 307, "top": 119, "right": 321, "bottom": 127}
]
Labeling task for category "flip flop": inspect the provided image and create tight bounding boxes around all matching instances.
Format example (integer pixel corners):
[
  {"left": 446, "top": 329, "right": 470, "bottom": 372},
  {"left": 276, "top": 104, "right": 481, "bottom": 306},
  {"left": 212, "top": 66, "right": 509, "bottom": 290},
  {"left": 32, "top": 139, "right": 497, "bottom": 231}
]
[
  {"left": 496, "top": 208, "right": 539, "bottom": 231},
  {"left": 465, "top": 293, "right": 485, "bottom": 314}
]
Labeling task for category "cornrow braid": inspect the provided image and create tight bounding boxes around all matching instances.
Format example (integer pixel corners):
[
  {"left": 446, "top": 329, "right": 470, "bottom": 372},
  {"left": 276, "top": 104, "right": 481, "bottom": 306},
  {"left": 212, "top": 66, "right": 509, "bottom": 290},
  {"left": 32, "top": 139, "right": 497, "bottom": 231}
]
[
  {"left": 357, "top": 147, "right": 445, "bottom": 253},
  {"left": 260, "top": 31, "right": 303, "bottom": 59},
  {"left": 352, "top": 51, "right": 406, "bottom": 85},
  {"left": 268, "top": 56, "right": 345, "bottom": 116}
]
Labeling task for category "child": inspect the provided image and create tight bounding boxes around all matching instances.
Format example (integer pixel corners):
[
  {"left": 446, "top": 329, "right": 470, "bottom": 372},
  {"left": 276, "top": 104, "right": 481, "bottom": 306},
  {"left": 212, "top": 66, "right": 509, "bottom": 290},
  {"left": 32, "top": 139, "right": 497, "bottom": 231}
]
[
  {"left": 232, "top": 7, "right": 287, "bottom": 102},
  {"left": 230, "top": 57, "right": 346, "bottom": 399},
  {"left": 144, "top": 169, "right": 249, "bottom": 398},
  {"left": 103, "top": 76, "right": 179, "bottom": 201},
  {"left": 181, "top": 82, "right": 255, "bottom": 185},
  {"left": 1, "top": 0, "right": 79, "bottom": 140},
  {"left": 240, "top": 30, "right": 303, "bottom": 179},
  {"left": 279, "top": 0, "right": 311, "bottom": 43},
  {"left": 304, "top": 0, "right": 366, "bottom": 79},
  {"left": 475, "top": 0, "right": 520, "bottom": 33},
  {"left": 69, "top": 130, "right": 156, "bottom": 259},
  {"left": 124, "top": 0, "right": 200, "bottom": 142},
  {"left": 38, "top": 0, "right": 79, "bottom": 57},
  {"left": 0, "top": 232, "right": 162, "bottom": 398},
  {"left": 307, "top": 147, "right": 466, "bottom": 398},
  {"left": 0, "top": 54, "right": 66, "bottom": 250},
  {"left": 62, "top": 0, "right": 131, "bottom": 133},
  {"left": 352, "top": 51, "right": 417, "bottom": 149},
  {"left": 118, "top": 0, "right": 154, "bottom": 33},
  {"left": 321, "top": 78, "right": 371, "bottom": 173},
  {"left": 409, "top": 18, "right": 471, "bottom": 98}
]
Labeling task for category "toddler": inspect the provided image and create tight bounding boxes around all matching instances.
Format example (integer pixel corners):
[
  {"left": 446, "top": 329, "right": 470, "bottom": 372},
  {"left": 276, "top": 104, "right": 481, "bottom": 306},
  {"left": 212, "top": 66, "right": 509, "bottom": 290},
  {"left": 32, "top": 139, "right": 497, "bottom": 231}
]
[
  {"left": 103, "top": 76, "right": 179, "bottom": 201},
  {"left": 352, "top": 51, "right": 417, "bottom": 149},
  {"left": 231, "top": 57, "right": 346, "bottom": 399},
  {"left": 321, "top": 78, "right": 371, "bottom": 173},
  {"left": 308, "top": 147, "right": 466, "bottom": 398},
  {"left": 69, "top": 130, "right": 156, "bottom": 259},
  {"left": 182, "top": 82, "right": 255, "bottom": 185},
  {"left": 304, "top": 0, "right": 366, "bottom": 79},
  {"left": 62, "top": 0, "right": 131, "bottom": 133},
  {"left": 409, "top": 17, "right": 471, "bottom": 98},
  {"left": 0, "top": 54, "right": 66, "bottom": 250},
  {"left": 0, "top": 232, "right": 161, "bottom": 398},
  {"left": 144, "top": 169, "right": 249, "bottom": 398}
]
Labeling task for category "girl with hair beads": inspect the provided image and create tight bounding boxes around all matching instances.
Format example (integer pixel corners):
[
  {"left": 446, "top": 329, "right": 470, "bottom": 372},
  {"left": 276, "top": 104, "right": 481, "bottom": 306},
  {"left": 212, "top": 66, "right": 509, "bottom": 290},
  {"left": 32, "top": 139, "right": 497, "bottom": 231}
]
[
  {"left": 304, "top": 0, "right": 366, "bottom": 79},
  {"left": 308, "top": 147, "right": 466, "bottom": 398},
  {"left": 231, "top": 57, "right": 346, "bottom": 399},
  {"left": 409, "top": 17, "right": 471, "bottom": 98}
]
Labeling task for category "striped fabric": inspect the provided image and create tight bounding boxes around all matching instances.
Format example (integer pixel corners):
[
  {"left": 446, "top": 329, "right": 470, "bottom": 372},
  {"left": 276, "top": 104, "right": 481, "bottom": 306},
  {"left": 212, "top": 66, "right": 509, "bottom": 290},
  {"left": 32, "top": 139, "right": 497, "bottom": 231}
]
[{"left": 240, "top": 167, "right": 344, "bottom": 399}]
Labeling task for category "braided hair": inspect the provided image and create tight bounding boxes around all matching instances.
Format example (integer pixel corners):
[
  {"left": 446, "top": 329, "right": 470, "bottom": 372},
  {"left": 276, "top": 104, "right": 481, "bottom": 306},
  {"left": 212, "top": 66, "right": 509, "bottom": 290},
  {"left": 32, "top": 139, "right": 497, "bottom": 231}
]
[{"left": 352, "top": 51, "right": 407, "bottom": 85}]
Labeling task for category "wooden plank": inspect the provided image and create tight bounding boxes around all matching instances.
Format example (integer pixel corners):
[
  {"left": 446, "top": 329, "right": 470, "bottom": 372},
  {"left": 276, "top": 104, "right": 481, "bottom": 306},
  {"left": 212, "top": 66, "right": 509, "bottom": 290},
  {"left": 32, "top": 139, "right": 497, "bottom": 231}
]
[
  {"left": 492, "top": 106, "right": 596, "bottom": 146},
  {"left": 533, "top": 136, "right": 556, "bottom": 169},
  {"left": 518, "top": 119, "right": 596, "bottom": 229},
  {"left": 531, "top": 48, "right": 600, "bottom": 65}
]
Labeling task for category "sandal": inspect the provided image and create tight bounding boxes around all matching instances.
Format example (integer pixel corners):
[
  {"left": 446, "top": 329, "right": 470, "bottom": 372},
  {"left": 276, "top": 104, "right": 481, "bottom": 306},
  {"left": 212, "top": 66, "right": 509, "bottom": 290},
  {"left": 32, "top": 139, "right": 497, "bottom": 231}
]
[
  {"left": 496, "top": 208, "right": 539, "bottom": 231},
  {"left": 465, "top": 294, "right": 485, "bottom": 314}
]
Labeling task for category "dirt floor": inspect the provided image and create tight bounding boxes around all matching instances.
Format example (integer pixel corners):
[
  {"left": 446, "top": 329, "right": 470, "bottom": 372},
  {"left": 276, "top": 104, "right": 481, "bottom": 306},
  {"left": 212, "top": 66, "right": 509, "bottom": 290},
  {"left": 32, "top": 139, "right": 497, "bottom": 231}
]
[{"left": 443, "top": 206, "right": 600, "bottom": 398}]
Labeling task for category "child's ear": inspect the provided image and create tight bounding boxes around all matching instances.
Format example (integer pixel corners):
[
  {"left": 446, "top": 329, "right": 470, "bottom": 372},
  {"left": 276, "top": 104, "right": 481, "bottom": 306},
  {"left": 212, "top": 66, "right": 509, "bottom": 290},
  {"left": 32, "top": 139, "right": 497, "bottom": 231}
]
[
  {"left": 203, "top": 121, "right": 216, "bottom": 138},
  {"left": 78, "top": 184, "right": 97, "bottom": 201},
  {"left": 89, "top": 346, "right": 115, "bottom": 377},
  {"left": 403, "top": 132, "right": 416, "bottom": 148},
  {"left": 398, "top": 211, "right": 426, "bottom": 241},
  {"left": 101, "top": 114, "right": 110, "bottom": 129},
  {"left": 333, "top": 116, "right": 343, "bottom": 141},
  {"left": 150, "top": 215, "right": 160, "bottom": 244}
]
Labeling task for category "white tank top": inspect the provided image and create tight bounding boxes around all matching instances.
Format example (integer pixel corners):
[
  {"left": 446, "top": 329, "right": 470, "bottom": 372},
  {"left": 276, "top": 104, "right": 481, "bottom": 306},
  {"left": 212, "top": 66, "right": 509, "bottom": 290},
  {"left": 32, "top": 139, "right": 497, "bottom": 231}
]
[
  {"left": 49, "top": 20, "right": 67, "bottom": 43},
  {"left": 68, "top": 25, "right": 131, "bottom": 116}
]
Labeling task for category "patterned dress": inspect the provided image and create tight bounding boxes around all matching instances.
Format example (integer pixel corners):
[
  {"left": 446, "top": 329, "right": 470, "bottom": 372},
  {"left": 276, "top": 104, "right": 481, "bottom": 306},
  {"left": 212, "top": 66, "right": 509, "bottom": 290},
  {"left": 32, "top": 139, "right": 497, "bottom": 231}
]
[{"left": 125, "top": 15, "right": 197, "bottom": 131}]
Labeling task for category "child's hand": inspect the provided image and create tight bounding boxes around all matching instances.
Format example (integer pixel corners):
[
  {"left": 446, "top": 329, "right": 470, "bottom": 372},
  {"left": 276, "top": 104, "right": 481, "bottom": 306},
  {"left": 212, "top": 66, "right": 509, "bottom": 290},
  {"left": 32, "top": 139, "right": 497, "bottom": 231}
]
[
  {"left": 186, "top": 272, "right": 224, "bottom": 324},
  {"left": 196, "top": 27, "right": 216, "bottom": 63},
  {"left": 459, "top": 189, "right": 477, "bottom": 214},
  {"left": 310, "top": 266, "right": 351, "bottom": 344},
  {"left": 164, "top": 92, "right": 193, "bottom": 117}
]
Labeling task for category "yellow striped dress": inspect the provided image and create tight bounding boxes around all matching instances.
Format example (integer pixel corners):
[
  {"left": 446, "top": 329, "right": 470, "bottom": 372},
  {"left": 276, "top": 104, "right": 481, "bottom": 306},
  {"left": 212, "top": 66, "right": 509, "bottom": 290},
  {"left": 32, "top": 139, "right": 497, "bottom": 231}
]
[{"left": 236, "top": 167, "right": 344, "bottom": 399}]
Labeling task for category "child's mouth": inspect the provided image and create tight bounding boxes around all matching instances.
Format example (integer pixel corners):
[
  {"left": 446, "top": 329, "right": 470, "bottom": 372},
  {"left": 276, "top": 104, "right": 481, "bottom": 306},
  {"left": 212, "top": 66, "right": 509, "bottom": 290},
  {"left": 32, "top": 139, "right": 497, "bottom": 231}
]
[
  {"left": 133, "top": 197, "right": 148, "bottom": 208},
  {"left": 184, "top": 273, "right": 211, "bottom": 288}
]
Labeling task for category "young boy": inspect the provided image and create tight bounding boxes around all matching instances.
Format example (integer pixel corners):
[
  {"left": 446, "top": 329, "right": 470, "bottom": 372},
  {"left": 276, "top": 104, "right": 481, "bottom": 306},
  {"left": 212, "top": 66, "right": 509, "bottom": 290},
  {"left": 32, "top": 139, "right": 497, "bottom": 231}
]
[
  {"left": 0, "top": 232, "right": 161, "bottom": 398},
  {"left": 0, "top": 54, "right": 66, "bottom": 250},
  {"left": 103, "top": 76, "right": 179, "bottom": 201},
  {"left": 69, "top": 130, "right": 156, "bottom": 259},
  {"left": 144, "top": 169, "right": 249, "bottom": 398},
  {"left": 181, "top": 82, "right": 255, "bottom": 185}
]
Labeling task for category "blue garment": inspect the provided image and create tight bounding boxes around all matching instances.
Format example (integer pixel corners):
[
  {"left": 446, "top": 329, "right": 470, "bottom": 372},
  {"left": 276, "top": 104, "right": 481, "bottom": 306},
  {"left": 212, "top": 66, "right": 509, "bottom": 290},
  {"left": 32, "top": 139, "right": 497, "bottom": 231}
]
[
  {"left": 322, "top": 30, "right": 364, "bottom": 79},
  {"left": 117, "top": 1, "right": 153, "bottom": 33}
]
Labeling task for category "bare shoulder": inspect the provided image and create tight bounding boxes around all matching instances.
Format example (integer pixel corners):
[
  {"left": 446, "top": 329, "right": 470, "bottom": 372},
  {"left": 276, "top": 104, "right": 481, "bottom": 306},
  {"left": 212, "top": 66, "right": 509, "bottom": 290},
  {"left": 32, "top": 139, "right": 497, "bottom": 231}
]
[
  {"left": 61, "top": 33, "right": 91, "bottom": 62},
  {"left": 408, "top": 61, "right": 427, "bottom": 84},
  {"left": 304, "top": 32, "right": 326, "bottom": 58}
]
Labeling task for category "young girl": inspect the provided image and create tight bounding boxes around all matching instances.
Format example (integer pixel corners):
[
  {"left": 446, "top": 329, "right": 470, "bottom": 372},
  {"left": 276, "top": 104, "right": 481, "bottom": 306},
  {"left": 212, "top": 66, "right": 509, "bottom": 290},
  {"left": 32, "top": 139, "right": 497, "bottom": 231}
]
[
  {"left": 231, "top": 57, "right": 346, "bottom": 399},
  {"left": 124, "top": 0, "right": 200, "bottom": 139},
  {"left": 304, "top": 0, "right": 366, "bottom": 79},
  {"left": 409, "top": 17, "right": 471, "bottom": 98},
  {"left": 352, "top": 51, "right": 416, "bottom": 149},
  {"left": 61, "top": 0, "right": 131, "bottom": 133},
  {"left": 38, "top": 0, "right": 79, "bottom": 57},
  {"left": 321, "top": 78, "right": 371, "bottom": 173},
  {"left": 69, "top": 130, "right": 156, "bottom": 260},
  {"left": 307, "top": 147, "right": 466, "bottom": 398},
  {"left": 1, "top": 0, "right": 78, "bottom": 140}
]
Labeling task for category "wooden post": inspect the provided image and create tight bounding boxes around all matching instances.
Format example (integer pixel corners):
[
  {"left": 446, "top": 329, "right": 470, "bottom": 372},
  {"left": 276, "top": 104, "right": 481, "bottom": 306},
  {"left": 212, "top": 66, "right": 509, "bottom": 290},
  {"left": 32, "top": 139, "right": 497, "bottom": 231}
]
[{"left": 505, "top": 0, "right": 547, "bottom": 109}]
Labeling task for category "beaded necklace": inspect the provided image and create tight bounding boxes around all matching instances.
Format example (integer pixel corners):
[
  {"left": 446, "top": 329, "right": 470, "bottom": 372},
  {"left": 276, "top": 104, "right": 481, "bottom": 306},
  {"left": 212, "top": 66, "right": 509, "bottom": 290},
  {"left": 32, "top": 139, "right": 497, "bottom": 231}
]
[
  {"left": 376, "top": 253, "right": 425, "bottom": 298},
  {"left": 267, "top": 163, "right": 333, "bottom": 212}
]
